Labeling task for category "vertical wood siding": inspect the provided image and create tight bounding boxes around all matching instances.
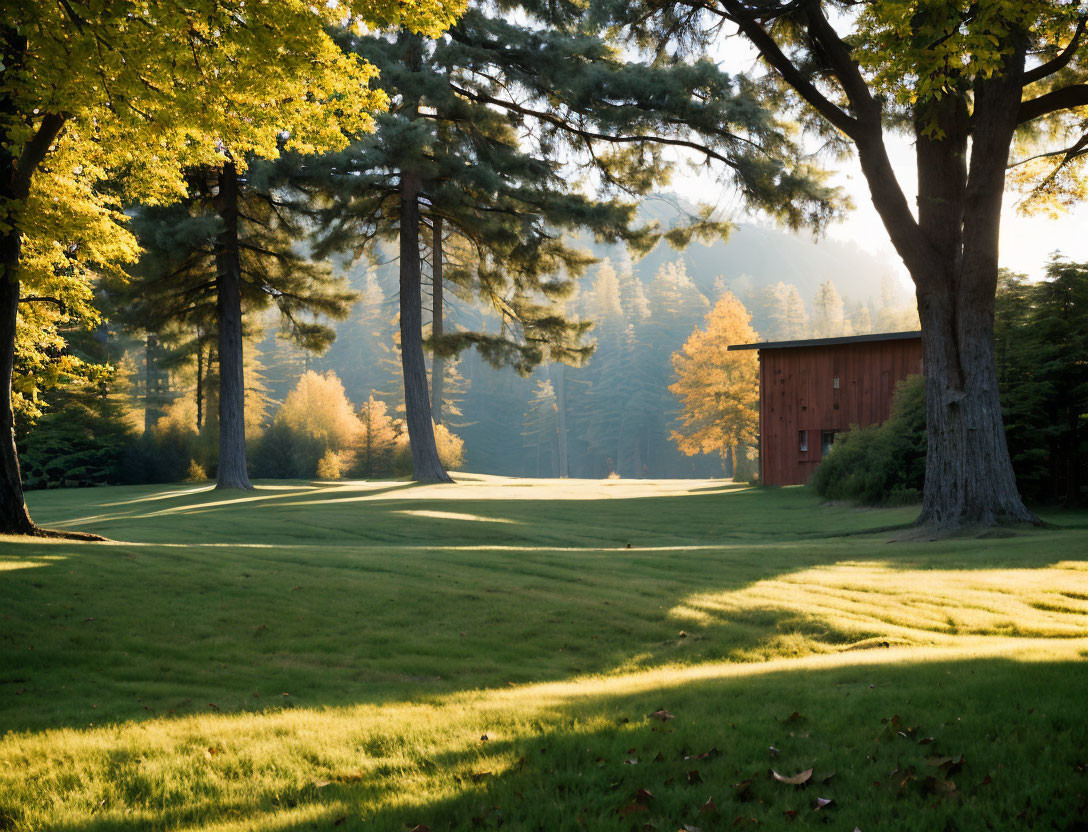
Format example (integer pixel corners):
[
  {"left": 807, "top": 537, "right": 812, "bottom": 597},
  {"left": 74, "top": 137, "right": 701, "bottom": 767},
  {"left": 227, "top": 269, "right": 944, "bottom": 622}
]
[{"left": 758, "top": 338, "right": 923, "bottom": 486}]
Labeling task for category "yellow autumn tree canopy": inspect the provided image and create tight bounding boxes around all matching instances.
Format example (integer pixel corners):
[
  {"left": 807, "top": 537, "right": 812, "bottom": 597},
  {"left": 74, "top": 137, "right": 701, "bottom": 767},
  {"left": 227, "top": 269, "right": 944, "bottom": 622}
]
[
  {"left": 276, "top": 371, "right": 363, "bottom": 451},
  {"left": 2, "top": 0, "right": 463, "bottom": 412},
  {"left": 669, "top": 292, "right": 759, "bottom": 463}
]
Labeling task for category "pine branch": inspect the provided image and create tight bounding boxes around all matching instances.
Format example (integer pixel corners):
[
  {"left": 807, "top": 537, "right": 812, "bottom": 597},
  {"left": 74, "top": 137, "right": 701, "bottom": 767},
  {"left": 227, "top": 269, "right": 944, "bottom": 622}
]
[{"left": 447, "top": 82, "right": 742, "bottom": 169}]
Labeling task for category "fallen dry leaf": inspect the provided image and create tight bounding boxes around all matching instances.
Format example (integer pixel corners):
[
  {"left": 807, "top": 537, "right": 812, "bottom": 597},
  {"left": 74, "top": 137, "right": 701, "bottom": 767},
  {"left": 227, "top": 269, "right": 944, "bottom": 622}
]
[
  {"left": 813, "top": 797, "right": 833, "bottom": 810},
  {"left": 687, "top": 769, "right": 703, "bottom": 784},
  {"left": 650, "top": 709, "right": 675, "bottom": 721},
  {"left": 772, "top": 768, "right": 813, "bottom": 786},
  {"left": 700, "top": 797, "right": 718, "bottom": 815},
  {"left": 618, "top": 802, "right": 648, "bottom": 818}
]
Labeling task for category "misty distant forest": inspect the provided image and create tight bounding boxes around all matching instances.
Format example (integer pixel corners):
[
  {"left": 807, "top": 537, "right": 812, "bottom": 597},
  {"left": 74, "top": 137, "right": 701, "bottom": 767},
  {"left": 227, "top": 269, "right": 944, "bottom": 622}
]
[{"left": 43, "top": 199, "right": 918, "bottom": 486}]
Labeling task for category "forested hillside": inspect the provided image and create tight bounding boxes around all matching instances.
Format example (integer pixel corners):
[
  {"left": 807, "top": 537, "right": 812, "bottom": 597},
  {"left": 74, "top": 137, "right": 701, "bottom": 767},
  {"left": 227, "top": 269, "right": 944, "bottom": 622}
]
[
  {"left": 19, "top": 198, "right": 918, "bottom": 483},
  {"left": 261, "top": 205, "right": 920, "bottom": 478}
]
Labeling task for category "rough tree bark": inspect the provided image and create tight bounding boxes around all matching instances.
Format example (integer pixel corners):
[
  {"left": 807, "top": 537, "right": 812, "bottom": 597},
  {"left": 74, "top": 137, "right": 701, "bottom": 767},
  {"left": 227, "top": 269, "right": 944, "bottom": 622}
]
[
  {"left": 908, "top": 51, "right": 1035, "bottom": 528},
  {"left": 400, "top": 171, "right": 453, "bottom": 482},
  {"left": 430, "top": 217, "right": 445, "bottom": 425},
  {"left": 213, "top": 161, "right": 253, "bottom": 490}
]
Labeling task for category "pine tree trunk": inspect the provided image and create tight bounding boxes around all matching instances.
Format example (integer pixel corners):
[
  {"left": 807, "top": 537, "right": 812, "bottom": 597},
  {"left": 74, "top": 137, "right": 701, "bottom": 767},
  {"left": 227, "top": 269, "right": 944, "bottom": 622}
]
[
  {"left": 144, "top": 334, "right": 156, "bottom": 433},
  {"left": 553, "top": 364, "right": 569, "bottom": 478},
  {"left": 213, "top": 161, "right": 252, "bottom": 490},
  {"left": 400, "top": 170, "right": 452, "bottom": 483},
  {"left": 196, "top": 343, "right": 204, "bottom": 432},
  {"left": 431, "top": 217, "right": 445, "bottom": 425}
]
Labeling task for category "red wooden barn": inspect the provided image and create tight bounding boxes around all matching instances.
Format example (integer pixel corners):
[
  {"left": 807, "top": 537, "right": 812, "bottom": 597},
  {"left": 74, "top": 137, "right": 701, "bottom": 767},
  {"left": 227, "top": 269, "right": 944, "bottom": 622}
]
[{"left": 728, "top": 331, "right": 923, "bottom": 486}]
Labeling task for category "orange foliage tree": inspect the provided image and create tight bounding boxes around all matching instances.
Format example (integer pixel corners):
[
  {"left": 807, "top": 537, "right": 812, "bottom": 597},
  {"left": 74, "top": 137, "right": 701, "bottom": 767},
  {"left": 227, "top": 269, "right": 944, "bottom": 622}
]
[{"left": 669, "top": 292, "right": 759, "bottom": 470}]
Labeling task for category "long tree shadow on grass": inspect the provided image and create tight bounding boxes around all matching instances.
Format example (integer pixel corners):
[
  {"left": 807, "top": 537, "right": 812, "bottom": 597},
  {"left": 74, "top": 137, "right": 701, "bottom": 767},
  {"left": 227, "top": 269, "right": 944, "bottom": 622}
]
[
  {"left": 21, "top": 655, "right": 1088, "bottom": 832},
  {"left": 3, "top": 502, "right": 1088, "bottom": 736}
]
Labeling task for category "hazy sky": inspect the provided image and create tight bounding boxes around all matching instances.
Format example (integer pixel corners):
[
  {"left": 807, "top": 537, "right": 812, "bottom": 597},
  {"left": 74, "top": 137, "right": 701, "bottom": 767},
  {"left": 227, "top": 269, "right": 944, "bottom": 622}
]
[
  {"left": 671, "top": 131, "right": 1088, "bottom": 285},
  {"left": 666, "top": 36, "right": 1088, "bottom": 285}
]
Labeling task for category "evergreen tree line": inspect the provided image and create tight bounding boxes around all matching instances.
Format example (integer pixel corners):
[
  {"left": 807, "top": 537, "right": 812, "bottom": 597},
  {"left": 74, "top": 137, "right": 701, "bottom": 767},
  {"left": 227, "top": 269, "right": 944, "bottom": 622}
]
[
  {"left": 17, "top": 235, "right": 916, "bottom": 485},
  {"left": 464, "top": 255, "right": 917, "bottom": 478}
]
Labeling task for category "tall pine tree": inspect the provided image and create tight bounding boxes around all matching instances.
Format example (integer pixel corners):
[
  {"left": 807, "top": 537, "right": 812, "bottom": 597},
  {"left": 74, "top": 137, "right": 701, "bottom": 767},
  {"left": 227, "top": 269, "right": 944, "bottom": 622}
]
[{"left": 122, "top": 163, "right": 356, "bottom": 488}]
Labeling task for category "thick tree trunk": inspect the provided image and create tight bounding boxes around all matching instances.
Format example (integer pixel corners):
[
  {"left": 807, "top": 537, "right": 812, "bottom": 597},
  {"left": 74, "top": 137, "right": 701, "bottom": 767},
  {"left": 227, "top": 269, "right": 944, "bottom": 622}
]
[
  {"left": 400, "top": 171, "right": 452, "bottom": 483},
  {"left": 847, "top": 47, "right": 1037, "bottom": 529},
  {"left": 213, "top": 161, "right": 252, "bottom": 490},
  {"left": 0, "top": 28, "right": 61, "bottom": 534},
  {"left": 0, "top": 252, "right": 32, "bottom": 535},
  {"left": 431, "top": 217, "right": 445, "bottom": 425},
  {"left": 913, "top": 52, "right": 1036, "bottom": 529},
  {"left": 915, "top": 284, "right": 1036, "bottom": 527}
]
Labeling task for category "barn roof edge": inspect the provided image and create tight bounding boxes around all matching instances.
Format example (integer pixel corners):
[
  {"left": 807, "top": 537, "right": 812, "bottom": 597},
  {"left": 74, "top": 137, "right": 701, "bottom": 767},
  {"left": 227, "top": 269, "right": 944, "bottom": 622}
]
[{"left": 726, "top": 330, "right": 922, "bottom": 352}]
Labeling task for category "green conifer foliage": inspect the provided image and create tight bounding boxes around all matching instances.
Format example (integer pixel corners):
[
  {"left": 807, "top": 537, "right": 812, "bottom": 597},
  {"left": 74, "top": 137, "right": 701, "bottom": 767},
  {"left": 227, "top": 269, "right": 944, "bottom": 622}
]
[
  {"left": 282, "top": 0, "right": 840, "bottom": 482},
  {"left": 120, "top": 164, "right": 356, "bottom": 486}
]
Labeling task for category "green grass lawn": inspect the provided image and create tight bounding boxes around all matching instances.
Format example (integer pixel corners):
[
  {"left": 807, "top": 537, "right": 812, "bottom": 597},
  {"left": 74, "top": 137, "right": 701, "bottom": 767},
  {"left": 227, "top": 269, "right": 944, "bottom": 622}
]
[{"left": 3, "top": 475, "right": 1088, "bottom": 831}]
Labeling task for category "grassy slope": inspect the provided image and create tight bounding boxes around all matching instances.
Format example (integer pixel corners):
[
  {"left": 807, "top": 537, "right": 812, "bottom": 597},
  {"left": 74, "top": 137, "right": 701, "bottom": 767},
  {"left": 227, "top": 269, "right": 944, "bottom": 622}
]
[{"left": 2, "top": 476, "right": 1087, "bottom": 831}]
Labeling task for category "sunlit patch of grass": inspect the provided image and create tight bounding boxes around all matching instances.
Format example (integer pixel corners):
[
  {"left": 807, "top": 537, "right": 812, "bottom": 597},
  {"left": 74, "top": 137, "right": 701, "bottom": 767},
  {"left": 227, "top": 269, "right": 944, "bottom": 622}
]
[
  {"left": 2, "top": 478, "right": 1087, "bottom": 830},
  {"left": 392, "top": 509, "right": 522, "bottom": 524},
  {"left": 674, "top": 561, "right": 1088, "bottom": 646}
]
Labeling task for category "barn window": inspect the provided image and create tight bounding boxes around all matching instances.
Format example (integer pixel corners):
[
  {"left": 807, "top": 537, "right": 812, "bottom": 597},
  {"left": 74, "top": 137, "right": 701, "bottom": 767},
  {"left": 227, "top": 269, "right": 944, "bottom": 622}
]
[
  {"left": 833, "top": 376, "right": 840, "bottom": 389},
  {"left": 799, "top": 430, "right": 809, "bottom": 453},
  {"left": 821, "top": 430, "right": 838, "bottom": 455}
]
